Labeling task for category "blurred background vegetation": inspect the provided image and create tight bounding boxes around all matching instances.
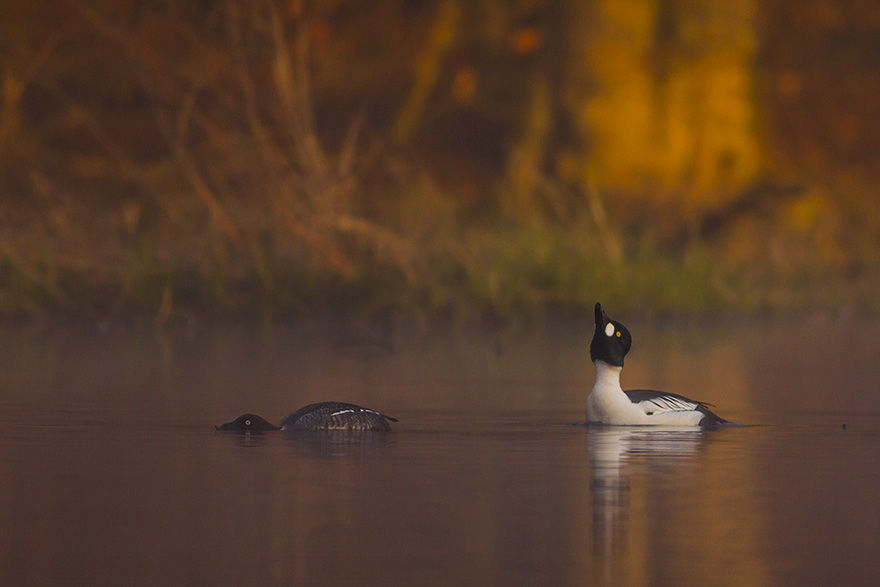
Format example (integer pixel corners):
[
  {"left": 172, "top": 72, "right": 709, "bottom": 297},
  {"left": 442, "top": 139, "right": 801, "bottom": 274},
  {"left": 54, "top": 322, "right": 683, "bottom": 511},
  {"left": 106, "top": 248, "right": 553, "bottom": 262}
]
[{"left": 2, "top": 0, "right": 879, "bottom": 321}]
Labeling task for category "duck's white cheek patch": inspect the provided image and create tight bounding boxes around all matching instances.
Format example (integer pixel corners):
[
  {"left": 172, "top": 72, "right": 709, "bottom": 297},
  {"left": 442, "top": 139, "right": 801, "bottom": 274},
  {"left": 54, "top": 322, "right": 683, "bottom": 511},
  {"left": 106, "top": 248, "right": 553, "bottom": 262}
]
[{"left": 605, "top": 323, "right": 615, "bottom": 337}]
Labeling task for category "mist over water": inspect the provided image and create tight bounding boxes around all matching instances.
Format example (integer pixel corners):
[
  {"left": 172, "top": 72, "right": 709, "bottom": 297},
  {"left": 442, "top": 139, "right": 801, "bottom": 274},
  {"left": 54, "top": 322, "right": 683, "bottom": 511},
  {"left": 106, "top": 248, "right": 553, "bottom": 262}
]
[{"left": 2, "top": 317, "right": 879, "bottom": 586}]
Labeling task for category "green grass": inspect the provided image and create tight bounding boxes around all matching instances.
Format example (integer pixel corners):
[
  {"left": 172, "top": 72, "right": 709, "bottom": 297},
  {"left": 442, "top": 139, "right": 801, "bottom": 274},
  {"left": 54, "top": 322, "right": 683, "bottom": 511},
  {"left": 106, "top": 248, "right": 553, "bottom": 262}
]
[{"left": 0, "top": 205, "right": 875, "bottom": 322}]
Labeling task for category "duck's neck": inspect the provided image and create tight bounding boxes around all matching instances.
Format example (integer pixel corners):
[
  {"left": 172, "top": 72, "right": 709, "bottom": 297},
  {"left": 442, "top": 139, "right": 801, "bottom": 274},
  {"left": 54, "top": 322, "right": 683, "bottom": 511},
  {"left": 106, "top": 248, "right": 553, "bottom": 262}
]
[
  {"left": 587, "top": 360, "right": 629, "bottom": 423},
  {"left": 593, "top": 360, "right": 623, "bottom": 394}
]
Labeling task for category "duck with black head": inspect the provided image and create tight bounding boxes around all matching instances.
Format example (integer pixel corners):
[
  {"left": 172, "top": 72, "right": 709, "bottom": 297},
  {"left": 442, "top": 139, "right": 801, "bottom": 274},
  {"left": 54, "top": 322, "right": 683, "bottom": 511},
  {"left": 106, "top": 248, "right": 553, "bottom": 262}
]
[
  {"left": 586, "top": 303, "right": 728, "bottom": 427},
  {"left": 216, "top": 402, "right": 398, "bottom": 432}
]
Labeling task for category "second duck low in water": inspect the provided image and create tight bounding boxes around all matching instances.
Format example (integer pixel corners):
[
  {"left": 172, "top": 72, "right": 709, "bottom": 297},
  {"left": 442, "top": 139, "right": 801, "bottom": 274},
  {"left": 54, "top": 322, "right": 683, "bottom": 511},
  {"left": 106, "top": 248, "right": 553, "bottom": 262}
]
[
  {"left": 586, "top": 303, "right": 728, "bottom": 427},
  {"left": 216, "top": 401, "right": 398, "bottom": 432}
]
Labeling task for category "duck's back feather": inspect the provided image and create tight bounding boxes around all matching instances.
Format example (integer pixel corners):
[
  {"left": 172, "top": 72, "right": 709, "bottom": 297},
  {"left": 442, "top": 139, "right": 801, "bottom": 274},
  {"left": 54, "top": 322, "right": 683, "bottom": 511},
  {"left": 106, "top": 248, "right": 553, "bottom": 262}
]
[
  {"left": 281, "top": 401, "right": 397, "bottom": 431},
  {"left": 624, "top": 389, "right": 728, "bottom": 426}
]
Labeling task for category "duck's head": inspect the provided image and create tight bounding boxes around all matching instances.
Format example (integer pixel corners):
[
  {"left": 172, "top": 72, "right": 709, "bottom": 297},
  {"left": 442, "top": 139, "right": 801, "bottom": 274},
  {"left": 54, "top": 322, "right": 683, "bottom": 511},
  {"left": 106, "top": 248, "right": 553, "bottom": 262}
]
[
  {"left": 590, "top": 302, "right": 632, "bottom": 367},
  {"left": 215, "top": 413, "right": 280, "bottom": 432}
]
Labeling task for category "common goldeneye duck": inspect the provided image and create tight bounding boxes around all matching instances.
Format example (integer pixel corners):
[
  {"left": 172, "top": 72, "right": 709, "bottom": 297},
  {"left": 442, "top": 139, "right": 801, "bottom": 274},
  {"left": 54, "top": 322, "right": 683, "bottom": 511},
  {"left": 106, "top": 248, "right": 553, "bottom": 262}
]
[
  {"left": 216, "top": 402, "right": 397, "bottom": 432},
  {"left": 586, "top": 303, "right": 728, "bottom": 427}
]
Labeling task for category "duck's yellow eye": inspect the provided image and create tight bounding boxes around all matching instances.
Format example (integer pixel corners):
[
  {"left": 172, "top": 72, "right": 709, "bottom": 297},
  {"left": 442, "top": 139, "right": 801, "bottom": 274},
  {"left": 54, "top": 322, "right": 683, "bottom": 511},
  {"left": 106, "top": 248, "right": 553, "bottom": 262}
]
[{"left": 616, "top": 331, "right": 621, "bottom": 338}]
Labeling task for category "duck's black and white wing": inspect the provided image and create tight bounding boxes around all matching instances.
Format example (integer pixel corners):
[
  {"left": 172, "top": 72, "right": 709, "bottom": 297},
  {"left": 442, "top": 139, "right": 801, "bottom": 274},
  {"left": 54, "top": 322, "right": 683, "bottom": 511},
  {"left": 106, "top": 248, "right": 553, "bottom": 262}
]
[
  {"left": 281, "top": 401, "right": 398, "bottom": 431},
  {"left": 624, "top": 389, "right": 728, "bottom": 425}
]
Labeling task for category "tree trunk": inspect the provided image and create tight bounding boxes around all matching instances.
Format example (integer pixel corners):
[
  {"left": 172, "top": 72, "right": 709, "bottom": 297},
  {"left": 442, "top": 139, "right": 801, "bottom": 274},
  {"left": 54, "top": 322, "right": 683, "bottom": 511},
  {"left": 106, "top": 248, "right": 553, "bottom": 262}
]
[{"left": 566, "top": 0, "right": 762, "bottom": 212}]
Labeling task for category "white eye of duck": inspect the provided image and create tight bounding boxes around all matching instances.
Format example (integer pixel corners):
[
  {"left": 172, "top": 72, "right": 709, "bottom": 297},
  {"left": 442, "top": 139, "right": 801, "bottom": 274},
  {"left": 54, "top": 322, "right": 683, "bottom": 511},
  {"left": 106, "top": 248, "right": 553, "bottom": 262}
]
[
  {"left": 245, "top": 420, "right": 251, "bottom": 426},
  {"left": 605, "top": 323, "right": 615, "bottom": 337}
]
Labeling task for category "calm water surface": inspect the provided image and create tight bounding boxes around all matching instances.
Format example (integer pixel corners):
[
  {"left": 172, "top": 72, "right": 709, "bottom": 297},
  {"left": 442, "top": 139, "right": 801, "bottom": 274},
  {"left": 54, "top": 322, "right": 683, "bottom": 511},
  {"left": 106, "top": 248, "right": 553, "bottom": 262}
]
[{"left": 2, "top": 317, "right": 880, "bottom": 586}]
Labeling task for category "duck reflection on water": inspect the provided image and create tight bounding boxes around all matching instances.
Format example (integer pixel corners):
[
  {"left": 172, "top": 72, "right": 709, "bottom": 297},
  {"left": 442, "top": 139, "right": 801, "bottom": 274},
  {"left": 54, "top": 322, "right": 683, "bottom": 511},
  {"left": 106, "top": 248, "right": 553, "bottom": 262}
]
[{"left": 587, "top": 425, "right": 721, "bottom": 584}]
